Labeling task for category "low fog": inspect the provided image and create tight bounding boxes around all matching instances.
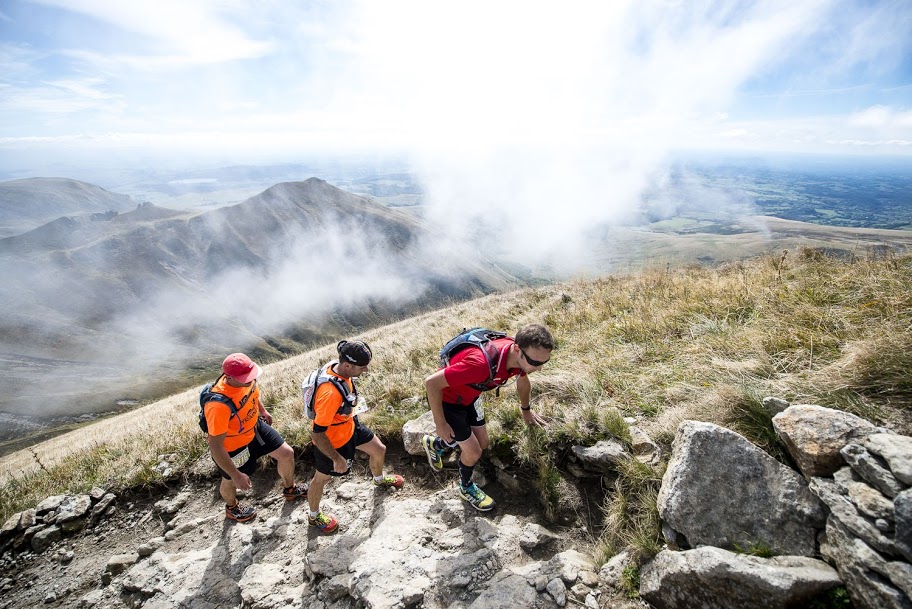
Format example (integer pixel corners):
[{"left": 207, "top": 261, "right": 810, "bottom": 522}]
[
  {"left": 0, "top": 184, "right": 515, "bottom": 434},
  {"left": 2, "top": 0, "right": 908, "bottom": 437}
]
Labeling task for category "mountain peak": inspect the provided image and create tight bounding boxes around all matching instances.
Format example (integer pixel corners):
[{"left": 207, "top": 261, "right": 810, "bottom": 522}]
[{"left": 0, "top": 177, "right": 135, "bottom": 236}]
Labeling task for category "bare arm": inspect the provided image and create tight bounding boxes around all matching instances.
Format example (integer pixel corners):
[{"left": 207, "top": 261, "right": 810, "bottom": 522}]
[
  {"left": 516, "top": 374, "right": 546, "bottom": 427},
  {"left": 425, "top": 369, "right": 456, "bottom": 443},
  {"left": 208, "top": 433, "right": 251, "bottom": 489},
  {"left": 311, "top": 430, "right": 349, "bottom": 473}
]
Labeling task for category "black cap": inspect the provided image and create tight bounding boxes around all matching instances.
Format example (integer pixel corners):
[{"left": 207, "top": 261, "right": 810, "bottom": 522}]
[{"left": 337, "top": 340, "right": 372, "bottom": 366}]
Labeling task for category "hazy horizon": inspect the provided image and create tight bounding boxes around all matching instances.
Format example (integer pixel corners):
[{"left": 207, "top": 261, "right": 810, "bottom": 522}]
[
  {"left": 3, "top": 1, "right": 911, "bottom": 265},
  {"left": 2, "top": 1, "right": 911, "bottom": 439}
]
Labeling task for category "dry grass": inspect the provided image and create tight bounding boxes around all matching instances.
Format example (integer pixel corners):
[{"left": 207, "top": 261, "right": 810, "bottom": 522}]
[{"left": 2, "top": 248, "right": 910, "bottom": 553}]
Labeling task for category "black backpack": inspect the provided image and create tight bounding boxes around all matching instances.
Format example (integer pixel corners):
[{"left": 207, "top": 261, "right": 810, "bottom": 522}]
[
  {"left": 198, "top": 375, "right": 252, "bottom": 434},
  {"left": 439, "top": 327, "right": 510, "bottom": 392}
]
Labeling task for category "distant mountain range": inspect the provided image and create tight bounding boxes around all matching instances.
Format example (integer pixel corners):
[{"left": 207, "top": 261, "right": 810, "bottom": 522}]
[
  {"left": 0, "top": 178, "right": 137, "bottom": 237},
  {"left": 0, "top": 177, "right": 518, "bottom": 444}
]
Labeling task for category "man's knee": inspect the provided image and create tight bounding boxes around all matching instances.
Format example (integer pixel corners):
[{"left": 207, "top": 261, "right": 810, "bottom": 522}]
[
  {"left": 310, "top": 471, "right": 330, "bottom": 486},
  {"left": 271, "top": 442, "right": 294, "bottom": 462},
  {"left": 359, "top": 435, "right": 386, "bottom": 456},
  {"left": 459, "top": 442, "right": 482, "bottom": 462}
]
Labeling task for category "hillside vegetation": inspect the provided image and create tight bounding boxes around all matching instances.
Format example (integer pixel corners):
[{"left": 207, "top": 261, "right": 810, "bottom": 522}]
[{"left": 2, "top": 247, "right": 910, "bottom": 563}]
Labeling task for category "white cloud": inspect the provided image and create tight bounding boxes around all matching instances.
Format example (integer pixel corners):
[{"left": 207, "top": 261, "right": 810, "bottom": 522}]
[
  {"left": 849, "top": 105, "right": 912, "bottom": 128},
  {"left": 720, "top": 128, "right": 752, "bottom": 138},
  {"left": 33, "top": 0, "right": 273, "bottom": 68}
]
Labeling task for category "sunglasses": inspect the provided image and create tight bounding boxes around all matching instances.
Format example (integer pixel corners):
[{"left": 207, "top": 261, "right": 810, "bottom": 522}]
[{"left": 520, "top": 347, "right": 550, "bottom": 367}]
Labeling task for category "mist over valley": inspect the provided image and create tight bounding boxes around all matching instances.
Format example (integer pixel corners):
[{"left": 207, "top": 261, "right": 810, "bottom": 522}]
[
  {"left": 0, "top": 173, "right": 520, "bottom": 453},
  {"left": 1, "top": 154, "right": 910, "bottom": 456}
]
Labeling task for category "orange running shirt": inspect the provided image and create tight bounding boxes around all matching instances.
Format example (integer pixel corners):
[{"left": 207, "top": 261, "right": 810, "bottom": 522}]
[
  {"left": 204, "top": 377, "right": 260, "bottom": 452},
  {"left": 312, "top": 365, "right": 355, "bottom": 449}
]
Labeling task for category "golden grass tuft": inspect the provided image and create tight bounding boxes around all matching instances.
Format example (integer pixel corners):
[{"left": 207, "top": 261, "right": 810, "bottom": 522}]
[{"left": 2, "top": 248, "right": 910, "bottom": 551}]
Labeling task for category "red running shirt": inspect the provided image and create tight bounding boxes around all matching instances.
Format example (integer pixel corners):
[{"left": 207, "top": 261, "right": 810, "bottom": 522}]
[{"left": 441, "top": 337, "right": 525, "bottom": 405}]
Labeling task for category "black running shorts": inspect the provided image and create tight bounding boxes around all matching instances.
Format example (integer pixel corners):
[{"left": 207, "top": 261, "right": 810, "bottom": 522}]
[
  {"left": 313, "top": 418, "right": 376, "bottom": 476},
  {"left": 442, "top": 398, "right": 485, "bottom": 443},
  {"left": 215, "top": 420, "right": 286, "bottom": 480}
]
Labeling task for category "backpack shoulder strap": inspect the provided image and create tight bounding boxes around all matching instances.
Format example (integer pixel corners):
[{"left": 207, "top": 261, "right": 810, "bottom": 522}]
[
  {"left": 315, "top": 361, "right": 357, "bottom": 420},
  {"left": 202, "top": 375, "right": 246, "bottom": 433},
  {"left": 469, "top": 337, "right": 512, "bottom": 391}
]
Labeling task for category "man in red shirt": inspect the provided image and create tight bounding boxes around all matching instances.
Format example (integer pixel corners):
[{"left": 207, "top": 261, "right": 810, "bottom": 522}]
[
  {"left": 423, "top": 324, "right": 553, "bottom": 511},
  {"left": 306, "top": 340, "right": 405, "bottom": 533},
  {"left": 204, "top": 353, "right": 308, "bottom": 522}
]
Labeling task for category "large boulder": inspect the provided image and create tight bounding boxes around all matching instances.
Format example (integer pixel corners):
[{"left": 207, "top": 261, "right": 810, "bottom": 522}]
[
  {"left": 772, "top": 404, "right": 885, "bottom": 477},
  {"left": 401, "top": 409, "right": 435, "bottom": 456},
  {"left": 639, "top": 546, "right": 841, "bottom": 609},
  {"left": 657, "top": 421, "right": 825, "bottom": 556}
]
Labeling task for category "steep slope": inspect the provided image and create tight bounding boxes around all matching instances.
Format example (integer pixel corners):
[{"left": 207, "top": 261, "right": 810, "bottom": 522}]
[
  {"left": 0, "top": 178, "right": 519, "bottom": 431},
  {"left": 0, "top": 177, "right": 136, "bottom": 236}
]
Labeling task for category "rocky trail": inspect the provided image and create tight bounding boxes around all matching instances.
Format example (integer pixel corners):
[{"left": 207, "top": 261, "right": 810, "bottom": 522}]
[
  {"left": 0, "top": 441, "right": 624, "bottom": 609},
  {"left": 5, "top": 401, "right": 910, "bottom": 609}
]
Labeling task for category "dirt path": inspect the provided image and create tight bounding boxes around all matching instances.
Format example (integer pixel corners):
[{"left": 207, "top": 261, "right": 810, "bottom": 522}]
[{"left": 0, "top": 443, "right": 602, "bottom": 609}]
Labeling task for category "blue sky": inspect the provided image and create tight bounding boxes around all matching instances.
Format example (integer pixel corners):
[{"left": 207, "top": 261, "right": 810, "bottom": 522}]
[{"left": 0, "top": 0, "right": 910, "bottom": 176}]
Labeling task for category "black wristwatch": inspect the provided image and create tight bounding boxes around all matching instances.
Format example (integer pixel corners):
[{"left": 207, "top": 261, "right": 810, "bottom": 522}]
[{"left": 520, "top": 405, "right": 531, "bottom": 411}]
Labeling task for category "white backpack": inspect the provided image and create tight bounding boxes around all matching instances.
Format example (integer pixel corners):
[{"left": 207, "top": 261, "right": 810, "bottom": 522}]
[{"left": 301, "top": 360, "right": 358, "bottom": 420}]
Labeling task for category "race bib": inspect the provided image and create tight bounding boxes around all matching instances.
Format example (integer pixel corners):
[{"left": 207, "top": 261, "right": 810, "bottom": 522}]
[
  {"left": 474, "top": 395, "right": 485, "bottom": 420},
  {"left": 231, "top": 447, "right": 250, "bottom": 468}
]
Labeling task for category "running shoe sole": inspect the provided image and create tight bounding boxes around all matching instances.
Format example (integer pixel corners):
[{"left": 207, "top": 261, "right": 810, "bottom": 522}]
[
  {"left": 282, "top": 483, "right": 308, "bottom": 500},
  {"left": 374, "top": 475, "right": 405, "bottom": 488},
  {"left": 458, "top": 486, "right": 495, "bottom": 512},
  {"left": 422, "top": 435, "right": 444, "bottom": 471},
  {"left": 225, "top": 506, "right": 257, "bottom": 522},
  {"left": 309, "top": 515, "right": 339, "bottom": 534}
]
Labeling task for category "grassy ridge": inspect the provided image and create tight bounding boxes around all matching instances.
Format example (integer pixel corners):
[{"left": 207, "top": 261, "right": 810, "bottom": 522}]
[{"left": 2, "top": 248, "right": 910, "bottom": 564}]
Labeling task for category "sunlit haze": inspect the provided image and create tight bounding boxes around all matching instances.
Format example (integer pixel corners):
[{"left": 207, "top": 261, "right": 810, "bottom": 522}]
[
  {"left": 2, "top": 0, "right": 911, "bottom": 263},
  {"left": 0, "top": 0, "right": 911, "bottom": 431},
  {"left": 2, "top": 1, "right": 910, "bottom": 163}
]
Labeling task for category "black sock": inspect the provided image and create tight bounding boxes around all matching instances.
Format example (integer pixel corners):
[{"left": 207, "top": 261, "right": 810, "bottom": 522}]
[
  {"left": 458, "top": 459, "right": 474, "bottom": 488},
  {"left": 433, "top": 437, "right": 457, "bottom": 452}
]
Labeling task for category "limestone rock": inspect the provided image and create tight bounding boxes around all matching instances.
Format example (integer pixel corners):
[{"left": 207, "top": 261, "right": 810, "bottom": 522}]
[
  {"left": 101, "top": 553, "right": 139, "bottom": 586},
  {"left": 866, "top": 434, "right": 912, "bottom": 486},
  {"left": 401, "top": 410, "right": 436, "bottom": 456},
  {"left": 629, "top": 426, "right": 661, "bottom": 466},
  {"left": 896, "top": 489, "right": 912, "bottom": 562},
  {"left": 820, "top": 516, "right": 912, "bottom": 609},
  {"left": 841, "top": 443, "right": 906, "bottom": 498},
  {"left": 238, "top": 561, "right": 308, "bottom": 609},
  {"left": 520, "top": 523, "right": 562, "bottom": 553},
  {"left": 30, "top": 525, "right": 61, "bottom": 553},
  {"left": 570, "top": 439, "right": 628, "bottom": 474},
  {"left": 56, "top": 495, "right": 92, "bottom": 523},
  {"left": 657, "top": 421, "right": 824, "bottom": 556},
  {"left": 810, "top": 476, "right": 898, "bottom": 557},
  {"left": 467, "top": 572, "right": 542, "bottom": 608},
  {"left": 35, "top": 495, "right": 66, "bottom": 515},
  {"left": 598, "top": 549, "right": 632, "bottom": 589},
  {"left": 772, "top": 404, "right": 884, "bottom": 477},
  {"left": 546, "top": 576, "right": 567, "bottom": 606},
  {"left": 762, "top": 396, "right": 790, "bottom": 416},
  {"left": 640, "top": 546, "right": 841, "bottom": 609}
]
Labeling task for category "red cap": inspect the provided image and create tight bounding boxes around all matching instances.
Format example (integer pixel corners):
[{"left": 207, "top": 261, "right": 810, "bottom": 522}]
[{"left": 222, "top": 353, "right": 260, "bottom": 383}]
